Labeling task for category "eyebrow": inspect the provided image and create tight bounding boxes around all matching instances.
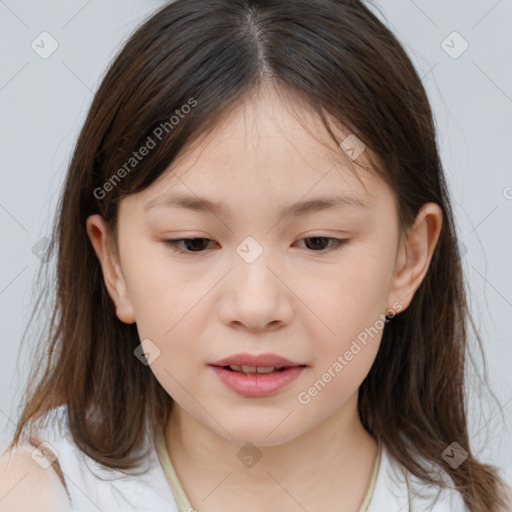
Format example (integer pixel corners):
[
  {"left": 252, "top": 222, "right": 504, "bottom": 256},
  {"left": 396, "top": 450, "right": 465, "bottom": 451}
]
[{"left": 144, "top": 192, "right": 371, "bottom": 218}]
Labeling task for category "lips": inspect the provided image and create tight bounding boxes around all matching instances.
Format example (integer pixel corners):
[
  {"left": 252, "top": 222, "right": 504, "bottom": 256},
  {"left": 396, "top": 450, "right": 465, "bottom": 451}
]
[
  {"left": 210, "top": 363, "right": 306, "bottom": 397},
  {"left": 209, "top": 353, "right": 306, "bottom": 396},
  {"left": 210, "top": 353, "right": 303, "bottom": 369}
]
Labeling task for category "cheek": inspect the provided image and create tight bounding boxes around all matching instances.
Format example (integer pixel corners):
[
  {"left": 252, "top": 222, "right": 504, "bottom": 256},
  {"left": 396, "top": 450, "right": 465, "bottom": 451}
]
[
  {"left": 121, "top": 254, "right": 212, "bottom": 395},
  {"left": 125, "top": 256, "right": 205, "bottom": 398},
  {"left": 130, "top": 279, "right": 203, "bottom": 348},
  {"left": 119, "top": 237, "right": 199, "bottom": 330},
  {"left": 297, "top": 249, "right": 393, "bottom": 391},
  {"left": 299, "top": 277, "right": 386, "bottom": 410},
  {"left": 303, "top": 253, "right": 391, "bottom": 332}
]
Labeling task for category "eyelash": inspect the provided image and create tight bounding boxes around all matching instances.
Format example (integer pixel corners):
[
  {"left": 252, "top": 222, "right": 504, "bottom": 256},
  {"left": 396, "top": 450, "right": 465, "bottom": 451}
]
[{"left": 162, "top": 237, "right": 349, "bottom": 254}]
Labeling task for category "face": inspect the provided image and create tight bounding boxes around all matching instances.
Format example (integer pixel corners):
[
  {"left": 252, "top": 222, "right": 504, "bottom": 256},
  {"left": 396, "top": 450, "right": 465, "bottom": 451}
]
[{"left": 87, "top": 85, "right": 441, "bottom": 447}]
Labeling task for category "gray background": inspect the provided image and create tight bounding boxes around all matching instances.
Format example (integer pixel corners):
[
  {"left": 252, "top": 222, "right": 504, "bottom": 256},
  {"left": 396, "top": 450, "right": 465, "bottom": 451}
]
[{"left": 1, "top": 0, "right": 511, "bottom": 477}]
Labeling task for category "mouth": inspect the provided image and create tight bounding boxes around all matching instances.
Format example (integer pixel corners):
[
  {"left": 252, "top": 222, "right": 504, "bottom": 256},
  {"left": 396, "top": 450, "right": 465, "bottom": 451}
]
[
  {"left": 209, "top": 354, "right": 307, "bottom": 397},
  {"left": 210, "top": 353, "right": 304, "bottom": 369},
  {"left": 219, "top": 364, "right": 301, "bottom": 375}
]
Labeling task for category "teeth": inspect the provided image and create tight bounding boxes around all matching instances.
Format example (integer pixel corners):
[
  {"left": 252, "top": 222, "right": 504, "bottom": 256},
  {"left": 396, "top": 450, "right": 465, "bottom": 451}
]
[
  {"left": 228, "top": 365, "right": 280, "bottom": 374},
  {"left": 256, "top": 366, "right": 277, "bottom": 374}
]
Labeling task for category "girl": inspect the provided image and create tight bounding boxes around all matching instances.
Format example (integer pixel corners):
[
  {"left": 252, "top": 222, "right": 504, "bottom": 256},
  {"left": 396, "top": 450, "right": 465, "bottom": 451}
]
[{"left": 1, "top": 0, "right": 510, "bottom": 511}]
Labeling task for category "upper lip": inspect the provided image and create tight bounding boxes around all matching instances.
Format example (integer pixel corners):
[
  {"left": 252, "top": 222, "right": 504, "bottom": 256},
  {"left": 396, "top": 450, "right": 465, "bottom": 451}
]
[{"left": 210, "top": 353, "right": 304, "bottom": 368}]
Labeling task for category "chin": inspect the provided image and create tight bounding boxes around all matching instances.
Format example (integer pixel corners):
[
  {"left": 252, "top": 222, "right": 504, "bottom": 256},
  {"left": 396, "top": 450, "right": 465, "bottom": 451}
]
[{"left": 216, "top": 417, "right": 305, "bottom": 448}]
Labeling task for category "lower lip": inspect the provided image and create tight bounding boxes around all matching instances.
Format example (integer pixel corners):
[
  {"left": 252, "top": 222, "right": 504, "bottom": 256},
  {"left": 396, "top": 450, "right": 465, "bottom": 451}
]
[{"left": 210, "top": 366, "right": 306, "bottom": 397}]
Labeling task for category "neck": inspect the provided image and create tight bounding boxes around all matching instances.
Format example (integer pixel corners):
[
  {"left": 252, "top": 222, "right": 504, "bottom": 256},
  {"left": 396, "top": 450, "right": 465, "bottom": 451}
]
[{"left": 164, "top": 393, "right": 378, "bottom": 512}]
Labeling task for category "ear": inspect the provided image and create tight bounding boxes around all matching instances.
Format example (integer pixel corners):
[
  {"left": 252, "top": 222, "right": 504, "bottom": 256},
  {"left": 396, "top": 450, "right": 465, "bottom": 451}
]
[
  {"left": 86, "top": 214, "right": 136, "bottom": 324},
  {"left": 387, "top": 202, "right": 443, "bottom": 314}
]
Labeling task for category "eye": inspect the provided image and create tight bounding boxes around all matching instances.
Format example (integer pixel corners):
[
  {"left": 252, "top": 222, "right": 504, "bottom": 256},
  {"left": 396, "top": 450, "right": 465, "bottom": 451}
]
[
  {"left": 163, "top": 238, "right": 217, "bottom": 252},
  {"left": 162, "top": 237, "right": 348, "bottom": 254},
  {"left": 296, "top": 237, "right": 349, "bottom": 252}
]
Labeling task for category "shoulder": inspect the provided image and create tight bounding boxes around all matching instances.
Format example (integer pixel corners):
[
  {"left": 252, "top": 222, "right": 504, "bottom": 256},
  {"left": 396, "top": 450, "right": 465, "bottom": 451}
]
[
  {"left": 0, "top": 441, "right": 70, "bottom": 512},
  {"left": 2, "top": 404, "right": 179, "bottom": 511},
  {"left": 368, "top": 442, "right": 469, "bottom": 511}
]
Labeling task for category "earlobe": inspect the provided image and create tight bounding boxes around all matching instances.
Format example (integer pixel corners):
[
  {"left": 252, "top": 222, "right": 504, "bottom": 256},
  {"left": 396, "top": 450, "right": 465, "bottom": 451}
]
[
  {"left": 387, "top": 202, "right": 443, "bottom": 313},
  {"left": 85, "top": 214, "right": 136, "bottom": 324}
]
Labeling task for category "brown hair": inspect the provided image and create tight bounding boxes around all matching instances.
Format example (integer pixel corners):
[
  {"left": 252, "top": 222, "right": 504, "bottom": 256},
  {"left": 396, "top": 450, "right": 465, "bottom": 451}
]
[{"left": 9, "top": 0, "right": 509, "bottom": 510}]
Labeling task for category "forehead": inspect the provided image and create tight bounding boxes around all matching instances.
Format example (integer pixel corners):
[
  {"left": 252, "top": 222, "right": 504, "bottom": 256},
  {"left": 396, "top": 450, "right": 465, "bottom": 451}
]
[
  {"left": 132, "top": 84, "right": 392, "bottom": 213},
  {"left": 171, "top": 85, "right": 368, "bottom": 174}
]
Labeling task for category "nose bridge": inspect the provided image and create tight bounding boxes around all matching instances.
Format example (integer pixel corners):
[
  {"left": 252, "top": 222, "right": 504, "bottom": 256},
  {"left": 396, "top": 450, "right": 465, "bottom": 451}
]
[
  {"left": 233, "top": 234, "right": 278, "bottom": 291},
  {"left": 219, "top": 234, "right": 293, "bottom": 329}
]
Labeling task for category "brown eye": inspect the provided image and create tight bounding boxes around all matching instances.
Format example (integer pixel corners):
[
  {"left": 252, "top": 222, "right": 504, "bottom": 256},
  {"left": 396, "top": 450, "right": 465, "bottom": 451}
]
[
  {"left": 162, "top": 237, "right": 349, "bottom": 255},
  {"left": 163, "top": 238, "right": 216, "bottom": 252},
  {"left": 298, "top": 237, "right": 349, "bottom": 252}
]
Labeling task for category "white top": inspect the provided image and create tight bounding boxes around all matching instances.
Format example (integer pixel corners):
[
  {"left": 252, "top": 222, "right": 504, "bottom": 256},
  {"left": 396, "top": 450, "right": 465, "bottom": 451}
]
[{"left": 11, "top": 405, "right": 469, "bottom": 511}]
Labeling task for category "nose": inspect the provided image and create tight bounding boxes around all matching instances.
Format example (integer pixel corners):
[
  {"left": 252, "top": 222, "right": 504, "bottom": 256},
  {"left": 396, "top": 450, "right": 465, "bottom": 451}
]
[{"left": 217, "top": 247, "right": 294, "bottom": 332}]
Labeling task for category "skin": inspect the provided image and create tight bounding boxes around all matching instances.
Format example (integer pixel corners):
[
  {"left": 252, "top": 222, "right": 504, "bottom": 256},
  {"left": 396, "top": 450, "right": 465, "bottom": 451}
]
[
  {"left": 87, "top": 82, "right": 442, "bottom": 511},
  {"left": 0, "top": 445, "right": 71, "bottom": 512}
]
